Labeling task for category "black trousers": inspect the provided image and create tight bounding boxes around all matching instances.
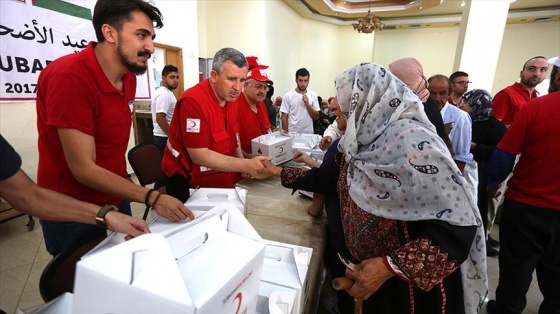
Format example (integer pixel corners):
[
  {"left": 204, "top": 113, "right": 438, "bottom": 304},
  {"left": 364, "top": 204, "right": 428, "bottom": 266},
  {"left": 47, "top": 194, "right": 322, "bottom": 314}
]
[{"left": 495, "top": 198, "right": 560, "bottom": 314}]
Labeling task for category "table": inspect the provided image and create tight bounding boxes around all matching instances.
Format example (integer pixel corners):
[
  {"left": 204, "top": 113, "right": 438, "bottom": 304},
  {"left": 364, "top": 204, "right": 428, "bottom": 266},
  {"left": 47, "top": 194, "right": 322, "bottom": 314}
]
[{"left": 239, "top": 176, "right": 327, "bottom": 314}]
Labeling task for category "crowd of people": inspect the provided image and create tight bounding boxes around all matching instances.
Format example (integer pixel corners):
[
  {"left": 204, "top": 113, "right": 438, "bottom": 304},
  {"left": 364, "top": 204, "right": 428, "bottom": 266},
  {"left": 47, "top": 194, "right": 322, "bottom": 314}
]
[{"left": 1, "top": 0, "right": 558, "bottom": 313}]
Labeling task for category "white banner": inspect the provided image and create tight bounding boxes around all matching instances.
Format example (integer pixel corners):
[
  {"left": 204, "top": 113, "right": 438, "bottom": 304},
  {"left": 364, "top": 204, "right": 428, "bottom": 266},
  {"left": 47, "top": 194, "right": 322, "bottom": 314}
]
[{"left": 0, "top": 0, "right": 151, "bottom": 101}]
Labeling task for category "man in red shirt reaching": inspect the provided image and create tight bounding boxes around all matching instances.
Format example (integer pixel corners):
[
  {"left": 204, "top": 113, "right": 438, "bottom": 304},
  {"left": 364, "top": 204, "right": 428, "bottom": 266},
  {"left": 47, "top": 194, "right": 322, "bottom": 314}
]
[
  {"left": 162, "top": 48, "right": 271, "bottom": 202},
  {"left": 36, "top": 0, "right": 193, "bottom": 256}
]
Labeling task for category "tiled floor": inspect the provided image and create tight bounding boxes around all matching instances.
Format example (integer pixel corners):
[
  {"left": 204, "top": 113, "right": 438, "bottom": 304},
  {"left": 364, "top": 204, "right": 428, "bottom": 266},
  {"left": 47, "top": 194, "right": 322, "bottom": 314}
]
[{"left": 0, "top": 207, "right": 544, "bottom": 313}]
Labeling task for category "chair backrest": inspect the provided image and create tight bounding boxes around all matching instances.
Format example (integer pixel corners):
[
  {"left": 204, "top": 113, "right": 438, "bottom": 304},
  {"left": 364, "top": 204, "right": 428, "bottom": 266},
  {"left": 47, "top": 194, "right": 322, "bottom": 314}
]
[
  {"left": 39, "top": 229, "right": 106, "bottom": 302},
  {"left": 127, "top": 143, "right": 164, "bottom": 187}
]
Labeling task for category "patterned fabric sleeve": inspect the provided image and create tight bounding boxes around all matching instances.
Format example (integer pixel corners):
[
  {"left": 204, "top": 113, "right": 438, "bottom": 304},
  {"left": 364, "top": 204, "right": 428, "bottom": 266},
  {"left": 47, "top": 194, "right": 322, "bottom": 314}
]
[
  {"left": 279, "top": 155, "right": 340, "bottom": 195},
  {"left": 389, "top": 238, "right": 459, "bottom": 292},
  {"left": 281, "top": 167, "right": 309, "bottom": 186}
]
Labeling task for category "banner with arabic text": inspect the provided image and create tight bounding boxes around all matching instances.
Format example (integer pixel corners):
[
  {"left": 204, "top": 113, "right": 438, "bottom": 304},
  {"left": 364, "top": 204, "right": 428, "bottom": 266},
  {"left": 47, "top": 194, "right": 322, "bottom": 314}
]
[{"left": 0, "top": 0, "right": 151, "bottom": 101}]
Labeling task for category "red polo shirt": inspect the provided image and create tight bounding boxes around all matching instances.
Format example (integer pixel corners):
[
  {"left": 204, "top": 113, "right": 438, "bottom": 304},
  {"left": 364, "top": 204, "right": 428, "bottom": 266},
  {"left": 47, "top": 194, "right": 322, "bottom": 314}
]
[
  {"left": 492, "top": 82, "right": 538, "bottom": 126},
  {"left": 36, "top": 41, "right": 136, "bottom": 206},
  {"left": 498, "top": 92, "right": 560, "bottom": 210},
  {"left": 236, "top": 92, "right": 271, "bottom": 153}
]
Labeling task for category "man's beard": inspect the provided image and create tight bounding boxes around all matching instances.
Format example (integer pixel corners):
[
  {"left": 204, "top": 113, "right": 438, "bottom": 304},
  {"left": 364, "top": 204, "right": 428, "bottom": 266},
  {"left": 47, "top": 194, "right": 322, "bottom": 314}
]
[
  {"left": 164, "top": 81, "right": 178, "bottom": 90},
  {"left": 117, "top": 40, "right": 150, "bottom": 75},
  {"left": 521, "top": 76, "right": 541, "bottom": 88}
]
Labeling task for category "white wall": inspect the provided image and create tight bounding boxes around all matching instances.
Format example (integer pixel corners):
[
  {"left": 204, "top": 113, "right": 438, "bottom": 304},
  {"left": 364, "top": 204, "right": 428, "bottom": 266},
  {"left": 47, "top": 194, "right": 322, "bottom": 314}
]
[
  {"left": 373, "top": 27, "right": 460, "bottom": 79},
  {"left": 197, "top": 0, "right": 374, "bottom": 99},
  {"left": 493, "top": 22, "right": 560, "bottom": 94}
]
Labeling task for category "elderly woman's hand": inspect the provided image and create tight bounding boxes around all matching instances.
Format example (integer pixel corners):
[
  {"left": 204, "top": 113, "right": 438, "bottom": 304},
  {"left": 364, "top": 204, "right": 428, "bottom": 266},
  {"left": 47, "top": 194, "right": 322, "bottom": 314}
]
[{"left": 344, "top": 257, "right": 395, "bottom": 300}]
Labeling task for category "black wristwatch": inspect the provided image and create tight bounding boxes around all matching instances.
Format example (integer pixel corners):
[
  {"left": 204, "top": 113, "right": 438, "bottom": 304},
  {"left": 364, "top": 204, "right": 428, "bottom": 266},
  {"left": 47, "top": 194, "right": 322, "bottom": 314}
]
[{"left": 95, "top": 205, "right": 118, "bottom": 229}]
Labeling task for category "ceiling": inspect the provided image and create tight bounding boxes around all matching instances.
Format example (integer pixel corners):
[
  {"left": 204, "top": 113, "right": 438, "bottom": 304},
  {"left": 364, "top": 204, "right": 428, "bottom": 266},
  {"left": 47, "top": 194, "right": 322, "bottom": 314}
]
[{"left": 283, "top": 0, "right": 560, "bottom": 29}]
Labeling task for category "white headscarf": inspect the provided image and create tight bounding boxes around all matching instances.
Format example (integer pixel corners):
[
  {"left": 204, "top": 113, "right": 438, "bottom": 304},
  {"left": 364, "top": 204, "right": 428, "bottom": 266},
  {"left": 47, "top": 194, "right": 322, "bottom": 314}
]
[{"left": 336, "top": 63, "right": 488, "bottom": 313}]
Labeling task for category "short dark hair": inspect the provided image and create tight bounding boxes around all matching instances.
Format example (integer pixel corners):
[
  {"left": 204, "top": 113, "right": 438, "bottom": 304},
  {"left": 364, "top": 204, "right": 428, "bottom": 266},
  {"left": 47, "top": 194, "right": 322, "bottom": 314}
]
[
  {"left": 212, "top": 48, "right": 247, "bottom": 73},
  {"left": 449, "top": 71, "right": 468, "bottom": 82},
  {"left": 296, "top": 68, "right": 310, "bottom": 78},
  {"left": 93, "top": 0, "right": 163, "bottom": 43},
  {"left": 162, "top": 65, "right": 178, "bottom": 76},
  {"left": 522, "top": 56, "right": 547, "bottom": 70}
]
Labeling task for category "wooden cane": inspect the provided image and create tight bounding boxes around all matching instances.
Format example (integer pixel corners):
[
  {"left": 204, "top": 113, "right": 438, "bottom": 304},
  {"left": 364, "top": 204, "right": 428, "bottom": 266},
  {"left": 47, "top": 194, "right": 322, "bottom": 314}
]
[{"left": 332, "top": 277, "right": 363, "bottom": 314}]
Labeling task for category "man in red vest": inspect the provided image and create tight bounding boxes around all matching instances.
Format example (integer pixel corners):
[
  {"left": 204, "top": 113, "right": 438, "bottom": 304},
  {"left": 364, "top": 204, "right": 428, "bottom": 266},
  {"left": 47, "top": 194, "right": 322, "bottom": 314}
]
[{"left": 162, "top": 48, "right": 271, "bottom": 202}]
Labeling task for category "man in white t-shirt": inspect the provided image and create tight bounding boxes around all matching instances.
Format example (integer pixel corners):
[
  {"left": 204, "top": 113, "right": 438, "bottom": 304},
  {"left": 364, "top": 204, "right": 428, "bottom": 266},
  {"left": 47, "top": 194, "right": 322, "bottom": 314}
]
[
  {"left": 280, "top": 68, "right": 320, "bottom": 134},
  {"left": 152, "top": 65, "right": 179, "bottom": 153},
  {"left": 151, "top": 65, "right": 179, "bottom": 188}
]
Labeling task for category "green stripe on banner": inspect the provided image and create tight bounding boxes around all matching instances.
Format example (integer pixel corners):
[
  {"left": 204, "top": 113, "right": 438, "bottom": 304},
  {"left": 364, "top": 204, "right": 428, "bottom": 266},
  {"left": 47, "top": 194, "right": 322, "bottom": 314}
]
[{"left": 33, "top": 0, "right": 92, "bottom": 20}]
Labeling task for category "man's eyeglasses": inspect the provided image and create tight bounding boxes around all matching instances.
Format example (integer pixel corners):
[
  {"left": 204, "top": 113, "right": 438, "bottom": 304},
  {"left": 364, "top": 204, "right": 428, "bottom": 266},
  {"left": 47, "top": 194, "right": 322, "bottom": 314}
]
[
  {"left": 453, "top": 80, "right": 472, "bottom": 86},
  {"left": 248, "top": 83, "right": 269, "bottom": 91}
]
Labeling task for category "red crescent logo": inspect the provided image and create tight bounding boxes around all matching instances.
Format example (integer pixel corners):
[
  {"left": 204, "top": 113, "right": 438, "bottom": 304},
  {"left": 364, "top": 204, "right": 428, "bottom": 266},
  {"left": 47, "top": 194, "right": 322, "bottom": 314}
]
[{"left": 188, "top": 120, "right": 197, "bottom": 128}]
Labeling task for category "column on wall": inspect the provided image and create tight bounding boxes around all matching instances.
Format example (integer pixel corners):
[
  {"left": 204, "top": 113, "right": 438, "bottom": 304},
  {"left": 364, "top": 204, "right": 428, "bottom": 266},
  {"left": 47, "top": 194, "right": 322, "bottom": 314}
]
[{"left": 454, "top": 0, "right": 511, "bottom": 92}]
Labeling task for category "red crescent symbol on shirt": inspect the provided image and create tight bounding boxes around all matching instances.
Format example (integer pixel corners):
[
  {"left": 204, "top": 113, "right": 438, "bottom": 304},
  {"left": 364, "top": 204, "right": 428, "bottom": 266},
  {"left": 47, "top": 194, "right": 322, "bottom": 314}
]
[{"left": 188, "top": 120, "right": 197, "bottom": 128}]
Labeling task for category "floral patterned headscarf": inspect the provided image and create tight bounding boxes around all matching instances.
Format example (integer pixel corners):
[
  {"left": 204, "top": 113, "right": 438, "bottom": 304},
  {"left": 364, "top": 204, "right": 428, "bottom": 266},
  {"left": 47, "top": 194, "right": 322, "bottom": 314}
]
[
  {"left": 335, "top": 63, "right": 488, "bottom": 314},
  {"left": 464, "top": 89, "right": 493, "bottom": 122}
]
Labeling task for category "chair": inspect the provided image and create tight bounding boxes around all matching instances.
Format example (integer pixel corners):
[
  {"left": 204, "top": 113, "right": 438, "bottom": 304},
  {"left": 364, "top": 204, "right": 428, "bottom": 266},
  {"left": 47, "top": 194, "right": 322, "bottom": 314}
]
[
  {"left": 127, "top": 143, "right": 166, "bottom": 220},
  {"left": 39, "top": 229, "right": 106, "bottom": 302}
]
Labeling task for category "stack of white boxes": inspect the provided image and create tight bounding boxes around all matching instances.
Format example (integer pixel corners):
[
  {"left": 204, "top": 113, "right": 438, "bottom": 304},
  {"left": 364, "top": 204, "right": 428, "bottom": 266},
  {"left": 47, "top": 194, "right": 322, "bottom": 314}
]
[
  {"left": 291, "top": 133, "right": 324, "bottom": 161},
  {"left": 68, "top": 203, "right": 313, "bottom": 314},
  {"left": 257, "top": 240, "right": 313, "bottom": 314},
  {"left": 73, "top": 205, "right": 265, "bottom": 313}
]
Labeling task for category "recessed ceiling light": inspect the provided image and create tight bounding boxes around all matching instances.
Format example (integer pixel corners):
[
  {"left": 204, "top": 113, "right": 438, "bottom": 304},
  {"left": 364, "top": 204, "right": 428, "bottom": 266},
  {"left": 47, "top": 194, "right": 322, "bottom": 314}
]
[
  {"left": 460, "top": 0, "right": 466, "bottom": 7},
  {"left": 419, "top": 6, "right": 423, "bottom": 9}
]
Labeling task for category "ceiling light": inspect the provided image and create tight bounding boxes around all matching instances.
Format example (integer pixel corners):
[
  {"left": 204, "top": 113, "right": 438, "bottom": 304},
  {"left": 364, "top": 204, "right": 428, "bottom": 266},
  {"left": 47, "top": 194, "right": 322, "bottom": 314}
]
[
  {"left": 460, "top": 1, "right": 466, "bottom": 7},
  {"left": 352, "top": 1, "right": 384, "bottom": 34}
]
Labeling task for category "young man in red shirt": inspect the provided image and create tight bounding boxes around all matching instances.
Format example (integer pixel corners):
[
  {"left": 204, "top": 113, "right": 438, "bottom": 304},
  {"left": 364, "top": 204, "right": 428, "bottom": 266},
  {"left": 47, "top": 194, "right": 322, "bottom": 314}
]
[
  {"left": 492, "top": 56, "right": 549, "bottom": 127},
  {"left": 36, "top": 0, "right": 193, "bottom": 255},
  {"left": 162, "top": 48, "right": 271, "bottom": 202}
]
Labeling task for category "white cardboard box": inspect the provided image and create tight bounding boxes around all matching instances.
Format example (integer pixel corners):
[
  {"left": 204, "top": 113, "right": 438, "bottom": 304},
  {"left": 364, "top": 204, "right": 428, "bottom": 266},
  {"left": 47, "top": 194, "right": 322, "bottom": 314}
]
[
  {"left": 291, "top": 133, "right": 324, "bottom": 161},
  {"left": 259, "top": 240, "right": 313, "bottom": 314},
  {"left": 257, "top": 283, "right": 297, "bottom": 314},
  {"left": 73, "top": 205, "right": 265, "bottom": 313},
  {"left": 33, "top": 292, "right": 73, "bottom": 314},
  {"left": 185, "top": 187, "right": 247, "bottom": 215},
  {"left": 252, "top": 131, "right": 293, "bottom": 165}
]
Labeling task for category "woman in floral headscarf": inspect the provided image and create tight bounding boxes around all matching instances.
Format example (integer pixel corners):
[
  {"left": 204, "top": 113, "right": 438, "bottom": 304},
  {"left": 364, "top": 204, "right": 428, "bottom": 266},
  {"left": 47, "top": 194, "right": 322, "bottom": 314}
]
[
  {"left": 264, "top": 63, "right": 487, "bottom": 313},
  {"left": 463, "top": 89, "right": 506, "bottom": 257}
]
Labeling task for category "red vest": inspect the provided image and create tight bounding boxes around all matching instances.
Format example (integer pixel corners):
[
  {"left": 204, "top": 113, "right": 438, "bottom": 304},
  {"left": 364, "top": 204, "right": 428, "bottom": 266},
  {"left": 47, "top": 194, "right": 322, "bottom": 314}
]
[{"left": 162, "top": 80, "right": 241, "bottom": 188}]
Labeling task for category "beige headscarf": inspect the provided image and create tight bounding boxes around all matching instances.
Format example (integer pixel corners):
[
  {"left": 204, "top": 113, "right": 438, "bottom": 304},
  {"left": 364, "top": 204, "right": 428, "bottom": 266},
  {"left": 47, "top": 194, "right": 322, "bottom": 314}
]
[
  {"left": 388, "top": 57, "right": 430, "bottom": 102},
  {"left": 335, "top": 63, "right": 488, "bottom": 314}
]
